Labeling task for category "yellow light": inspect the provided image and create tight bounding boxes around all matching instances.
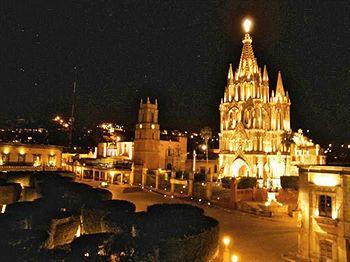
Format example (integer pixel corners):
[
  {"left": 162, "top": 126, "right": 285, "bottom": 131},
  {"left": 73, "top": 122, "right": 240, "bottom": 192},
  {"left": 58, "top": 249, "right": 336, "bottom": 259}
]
[
  {"left": 332, "top": 212, "right": 337, "bottom": 220},
  {"left": 314, "top": 208, "right": 319, "bottom": 217},
  {"left": 19, "top": 149, "right": 26, "bottom": 155},
  {"left": 201, "top": 144, "right": 207, "bottom": 151},
  {"left": 1, "top": 204, "right": 6, "bottom": 214},
  {"left": 242, "top": 18, "right": 252, "bottom": 33},
  {"left": 223, "top": 236, "right": 231, "bottom": 247},
  {"left": 151, "top": 124, "right": 155, "bottom": 129},
  {"left": 312, "top": 175, "right": 338, "bottom": 187},
  {"left": 231, "top": 255, "right": 239, "bottom": 262},
  {"left": 3, "top": 147, "right": 9, "bottom": 154}
]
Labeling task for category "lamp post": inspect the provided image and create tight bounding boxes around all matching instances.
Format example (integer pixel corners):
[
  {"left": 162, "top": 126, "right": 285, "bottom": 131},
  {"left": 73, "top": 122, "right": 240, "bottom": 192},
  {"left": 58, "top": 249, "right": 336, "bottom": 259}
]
[{"left": 223, "top": 236, "right": 231, "bottom": 262}]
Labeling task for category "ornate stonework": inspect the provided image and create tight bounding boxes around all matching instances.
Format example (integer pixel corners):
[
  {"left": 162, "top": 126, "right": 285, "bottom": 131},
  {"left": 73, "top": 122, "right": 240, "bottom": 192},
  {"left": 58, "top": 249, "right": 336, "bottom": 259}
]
[{"left": 218, "top": 19, "right": 325, "bottom": 187}]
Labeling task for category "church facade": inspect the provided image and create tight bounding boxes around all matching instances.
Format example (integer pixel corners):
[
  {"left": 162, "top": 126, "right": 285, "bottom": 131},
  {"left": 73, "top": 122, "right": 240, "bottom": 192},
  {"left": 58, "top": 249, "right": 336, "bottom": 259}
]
[{"left": 218, "top": 20, "right": 325, "bottom": 187}]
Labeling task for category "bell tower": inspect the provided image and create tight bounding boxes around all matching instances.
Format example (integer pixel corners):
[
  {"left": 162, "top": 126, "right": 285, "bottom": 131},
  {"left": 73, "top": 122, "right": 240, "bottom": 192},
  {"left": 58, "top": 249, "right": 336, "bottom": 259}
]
[{"left": 134, "top": 97, "right": 160, "bottom": 169}]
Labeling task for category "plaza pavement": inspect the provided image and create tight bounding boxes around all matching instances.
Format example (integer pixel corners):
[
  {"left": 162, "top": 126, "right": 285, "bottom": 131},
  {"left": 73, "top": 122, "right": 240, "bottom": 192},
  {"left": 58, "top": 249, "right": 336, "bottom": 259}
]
[{"left": 81, "top": 180, "right": 298, "bottom": 261}]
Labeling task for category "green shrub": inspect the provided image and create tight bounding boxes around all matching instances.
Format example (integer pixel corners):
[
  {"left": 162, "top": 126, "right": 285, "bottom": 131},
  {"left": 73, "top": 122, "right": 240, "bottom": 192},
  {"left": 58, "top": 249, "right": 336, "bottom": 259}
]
[
  {"left": 280, "top": 176, "right": 299, "bottom": 190},
  {"left": 194, "top": 172, "right": 206, "bottom": 182},
  {"left": 221, "top": 177, "right": 233, "bottom": 189},
  {"left": 237, "top": 177, "right": 257, "bottom": 189}
]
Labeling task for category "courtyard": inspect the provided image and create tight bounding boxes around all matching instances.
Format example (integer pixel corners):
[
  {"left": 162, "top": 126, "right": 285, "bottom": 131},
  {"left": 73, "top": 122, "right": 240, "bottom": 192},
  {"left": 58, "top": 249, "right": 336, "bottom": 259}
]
[{"left": 82, "top": 180, "right": 298, "bottom": 261}]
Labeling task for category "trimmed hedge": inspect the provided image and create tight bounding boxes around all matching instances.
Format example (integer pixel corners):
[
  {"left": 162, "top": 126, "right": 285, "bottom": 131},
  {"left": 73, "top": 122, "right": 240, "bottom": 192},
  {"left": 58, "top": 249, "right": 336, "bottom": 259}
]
[
  {"left": 280, "top": 176, "right": 299, "bottom": 190},
  {"left": 82, "top": 200, "right": 135, "bottom": 234},
  {"left": 0, "top": 183, "right": 22, "bottom": 205},
  {"left": 134, "top": 204, "right": 219, "bottom": 261},
  {"left": 221, "top": 177, "right": 233, "bottom": 189},
  {"left": 237, "top": 177, "right": 257, "bottom": 189}
]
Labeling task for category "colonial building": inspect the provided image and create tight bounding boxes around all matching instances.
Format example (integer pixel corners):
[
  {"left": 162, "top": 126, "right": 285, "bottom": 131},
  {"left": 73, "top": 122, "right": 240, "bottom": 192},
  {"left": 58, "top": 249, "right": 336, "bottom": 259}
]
[
  {"left": 298, "top": 165, "right": 350, "bottom": 261},
  {"left": 0, "top": 142, "right": 62, "bottom": 170},
  {"left": 94, "top": 98, "right": 187, "bottom": 171},
  {"left": 218, "top": 19, "right": 325, "bottom": 187},
  {"left": 134, "top": 98, "right": 187, "bottom": 171}
]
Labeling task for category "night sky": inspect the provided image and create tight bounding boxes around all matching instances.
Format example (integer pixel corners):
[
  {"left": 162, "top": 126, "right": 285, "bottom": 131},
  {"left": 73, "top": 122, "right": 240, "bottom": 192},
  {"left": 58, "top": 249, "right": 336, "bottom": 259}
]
[{"left": 0, "top": 1, "right": 349, "bottom": 144}]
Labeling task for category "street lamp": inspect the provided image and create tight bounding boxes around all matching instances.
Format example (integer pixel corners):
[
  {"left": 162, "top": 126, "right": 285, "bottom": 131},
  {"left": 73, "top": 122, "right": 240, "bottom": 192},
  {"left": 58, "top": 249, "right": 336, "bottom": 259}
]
[
  {"left": 223, "top": 236, "right": 231, "bottom": 262},
  {"left": 223, "top": 236, "right": 231, "bottom": 247}
]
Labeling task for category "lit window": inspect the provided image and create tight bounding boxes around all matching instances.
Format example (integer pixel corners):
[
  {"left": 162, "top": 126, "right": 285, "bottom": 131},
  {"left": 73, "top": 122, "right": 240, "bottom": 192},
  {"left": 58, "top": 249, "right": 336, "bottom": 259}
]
[
  {"left": 2, "top": 153, "right": 10, "bottom": 164},
  {"left": 151, "top": 124, "right": 155, "bottom": 129},
  {"left": 139, "top": 124, "right": 143, "bottom": 128},
  {"left": 319, "top": 195, "right": 332, "bottom": 218},
  {"left": 33, "top": 154, "right": 41, "bottom": 167},
  {"left": 48, "top": 155, "right": 56, "bottom": 167},
  {"left": 18, "top": 154, "right": 26, "bottom": 163}
]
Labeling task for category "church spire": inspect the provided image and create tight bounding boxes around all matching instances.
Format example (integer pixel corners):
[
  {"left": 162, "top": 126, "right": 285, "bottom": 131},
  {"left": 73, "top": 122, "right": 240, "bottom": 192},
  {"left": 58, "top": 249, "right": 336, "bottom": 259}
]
[
  {"left": 276, "top": 71, "right": 285, "bottom": 97},
  {"left": 263, "top": 65, "right": 269, "bottom": 82},
  {"left": 238, "top": 18, "right": 256, "bottom": 77},
  {"left": 227, "top": 63, "right": 234, "bottom": 84}
]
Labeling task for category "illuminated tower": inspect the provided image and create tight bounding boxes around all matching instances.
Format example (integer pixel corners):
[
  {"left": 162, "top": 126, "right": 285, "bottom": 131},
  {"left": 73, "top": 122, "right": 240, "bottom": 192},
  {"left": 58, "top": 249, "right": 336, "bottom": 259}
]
[
  {"left": 219, "top": 18, "right": 291, "bottom": 186},
  {"left": 134, "top": 97, "right": 160, "bottom": 169}
]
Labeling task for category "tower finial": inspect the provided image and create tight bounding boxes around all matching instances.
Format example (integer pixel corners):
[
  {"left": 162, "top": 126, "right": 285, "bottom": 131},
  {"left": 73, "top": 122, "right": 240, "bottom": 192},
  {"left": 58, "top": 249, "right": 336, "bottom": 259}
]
[
  {"left": 242, "top": 18, "right": 253, "bottom": 33},
  {"left": 263, "top": 65, "right": 269, "bottom": 82},
  {"left": 147, "top": 97, "right": 150, "bottom": 103},
  {"left": 227, "top": 63, "right": 234, "bottom": 84},
  {"left": 276, "top": 71, "right": 286, "bottom": 97}
]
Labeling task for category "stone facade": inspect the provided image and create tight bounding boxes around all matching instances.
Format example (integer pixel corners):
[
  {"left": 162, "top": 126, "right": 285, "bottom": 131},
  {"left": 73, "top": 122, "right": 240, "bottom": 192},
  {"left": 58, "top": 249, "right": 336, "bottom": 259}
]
[
  {"left": 219, "top": 23, "right": 325, "bottom": 187},
  {"left": 134, "top": 98, "right": 187, "bottom": 171},
  {"left": 298, "top": 165, "right": 350, "bottom": 261},
  {"left": 0, "top": 142, "right": 62, "bottom": 170}
]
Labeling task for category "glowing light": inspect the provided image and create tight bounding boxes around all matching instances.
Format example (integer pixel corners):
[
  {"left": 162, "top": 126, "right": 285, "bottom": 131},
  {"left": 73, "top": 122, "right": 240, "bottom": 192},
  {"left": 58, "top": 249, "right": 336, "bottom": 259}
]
[
  {"left": 75, "top": 225, "right": 81, "bottom": 237},
  {"left": 314, "top": 208, "right": 319, "bottom": 217},
  {"left": 332, "top": 212, "right": 337, "bottom": 220},
  {"left": 1, "top": 205, "right": 6, "bottom": 214},
  {"left": 312, "top": 174, "right": 338, "bottom": 187},
  {"left": 223, "top": 236, "right": 231, "bottom": 247},
  {"left": 3, "top": 148, "right": 9, "bottom": 154},
  {"left": 201, "top": 144, "right": 207, "bottom": 151},
  {"left": 231, "top": 255, "right": 239, "bottom": 262},
  {"left": 242, "top": 18, "right": 252, "bottom": 33},
  {"left": 151, "top": 124, "right": 155, "bottom": 129}
]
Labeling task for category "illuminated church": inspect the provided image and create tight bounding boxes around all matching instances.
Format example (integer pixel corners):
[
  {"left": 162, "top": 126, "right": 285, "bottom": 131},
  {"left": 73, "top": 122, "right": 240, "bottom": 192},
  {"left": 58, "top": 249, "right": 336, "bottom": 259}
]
[{"left": 218, "top": 19, "right": 325, "bottom": 187}]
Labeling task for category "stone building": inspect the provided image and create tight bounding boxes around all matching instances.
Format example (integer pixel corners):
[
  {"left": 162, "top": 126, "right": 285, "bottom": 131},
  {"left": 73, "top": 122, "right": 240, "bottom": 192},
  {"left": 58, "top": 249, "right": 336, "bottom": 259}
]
[
  {"left": 134, "top": 98, "right": 187, "bottom": 171},
  {"left": 218, "top": 19, "right": 325, "bottom": 187},
  {"left": 0, "top": 142, "right": 62, "bottom": 170},
  {"left": 298, "top": 165, "right": 350, "bottom": 261}
]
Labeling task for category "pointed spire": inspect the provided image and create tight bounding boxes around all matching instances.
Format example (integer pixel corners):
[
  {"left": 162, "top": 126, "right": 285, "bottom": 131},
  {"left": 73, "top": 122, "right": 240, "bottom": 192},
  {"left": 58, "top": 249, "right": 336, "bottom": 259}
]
[
  {"left": 263, "top": 65, "right": 269, "bottom": 82},
  {"left": 140, "top": 98, "right": 143, "bottom": 105},
  {"left": 155, "top": 98, "right": 158, "bottom": 105},
  {"left": 227, "top": 63, "right": 234, "bottom": 84},
  {"left": 146, "top": 97, "right": 150, "bottom": 103},
  {"left": 276, "top": 71, "right": 286, "bottom": 97},
  {"left": 238, "top": 27, "right": 256, "bottom": 76}
]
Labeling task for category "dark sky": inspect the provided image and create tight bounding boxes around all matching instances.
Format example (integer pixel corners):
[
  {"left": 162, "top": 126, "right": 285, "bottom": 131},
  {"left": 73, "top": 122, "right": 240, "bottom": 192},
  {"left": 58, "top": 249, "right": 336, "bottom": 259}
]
[{"left": 0, "top": 1, "right": 349, "bottom": 144}]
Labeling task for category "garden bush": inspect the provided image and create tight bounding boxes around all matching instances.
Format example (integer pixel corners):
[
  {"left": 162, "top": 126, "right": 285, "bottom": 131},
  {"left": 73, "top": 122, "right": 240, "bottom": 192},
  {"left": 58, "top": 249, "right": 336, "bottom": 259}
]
[
  {"left": 280, "top": 176, "right": 299, "bottom": 190},
  {"left": 194, "top": 172, "right": 206, "bottom": 182},
  {"left": 237, "top": 177, "right": 257, "bottom": 189},
  {"left": 221, "top": 176, "right": 233, "bottom": 189}
]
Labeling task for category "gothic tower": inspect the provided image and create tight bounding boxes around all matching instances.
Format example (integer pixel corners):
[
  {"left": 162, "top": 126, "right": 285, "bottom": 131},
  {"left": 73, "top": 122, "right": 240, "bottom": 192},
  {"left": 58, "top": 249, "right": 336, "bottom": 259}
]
[
  {"left": 219, "top": 18, "right": 291, "bottom": 186},
  {"left": 134, "top": 97, "right": 160, "bottom": 169}
]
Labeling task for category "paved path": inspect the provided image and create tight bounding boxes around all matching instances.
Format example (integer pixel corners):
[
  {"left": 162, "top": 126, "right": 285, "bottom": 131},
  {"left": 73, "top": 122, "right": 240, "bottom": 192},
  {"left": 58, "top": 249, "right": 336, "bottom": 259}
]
[{"left": 83, "top": 180, "right": 298, "bottom": 261}]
